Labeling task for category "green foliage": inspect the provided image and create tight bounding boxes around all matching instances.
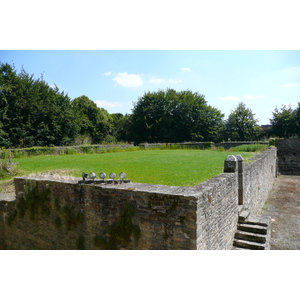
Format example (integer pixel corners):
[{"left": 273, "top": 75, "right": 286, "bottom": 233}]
[
  {"left": 129, "top": 89, "right": 224, "bottom": 144},
  {"left": 0, "top": 63, "right": 78, "bottom": 148},
  {"left": 270, "top": 104, "right": 299, "bottom": 138},
  {"left": 224, "top": 102, "right": 259, "bottom": 141},
  {"left": 0, "top": 158, "right": 21, "bottom": 179},
  {"left": 66, "top": 148, "right": 78, "bottom": 155},
  {"left": 229, "top": 144, "right": 269, "bottom": 152},
  {"left": 72, "top": 95, "right": 113, "bottom": 144}
]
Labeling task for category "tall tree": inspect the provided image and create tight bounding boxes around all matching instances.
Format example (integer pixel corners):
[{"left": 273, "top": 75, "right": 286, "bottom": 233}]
[
  {"left": 270, "top": 105, "right": 297, "bottom": 138},
  {"left": 72, "top": 95, "right": 113, "bottom": 144},
  {"left": 294, "top": 102, "right": 300, "bottom": 137},
  {"left": 225, "top": 102, "right": 259, "bottom": 141},
  {"left": 130, "top": 89, "right": 224, "bottom": 144},
  {"left": 0, "top": 62, "right": 78, "bottom": 147}
]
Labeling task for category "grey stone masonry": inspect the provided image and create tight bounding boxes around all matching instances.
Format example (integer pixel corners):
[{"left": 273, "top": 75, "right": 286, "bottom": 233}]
[
  {"left": 275, "top": 139, "right": 300, "bottom": 175},
  {"left": 224, "top": 155, "right": 238, "bottom": 173}
]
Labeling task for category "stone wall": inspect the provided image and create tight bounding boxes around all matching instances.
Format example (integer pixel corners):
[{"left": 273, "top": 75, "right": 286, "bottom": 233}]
[
  {"left": 243, "top": 147, "right": 277, "bottom": 215},
  {"left": 0, "top": 148, "right": 277, "bottom": 250},
  {"left": 1, "top": 178, "right": 198, "bottom": 250},
  {"left": 216, "top": 141, "right": 268, "bottom": 150},
  {"left": 195, "top": 172, "right": 239, "bottom": 250},
  {"left": 275, "top": 139, "right": 300, "bottom": 175}
]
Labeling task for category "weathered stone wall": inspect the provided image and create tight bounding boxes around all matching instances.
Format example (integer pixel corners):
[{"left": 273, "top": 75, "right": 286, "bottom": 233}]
[
  {"left": 275, "top": 139, "right": 300, "bottom": 175},
  {"left": 216, "top": 141, "right": 268, "bottom": 150},
  {"left": 1, "top": 177, "right": 198, "bottom": 250},
  {"left": 196, "top": 172, "right": 239, "bottom": 250},
  {"left": 243, "top": 147, "right": 277, "bottom": 215},
  {"left": 0, "top": 148, "right": 277, "bottom": 250}
]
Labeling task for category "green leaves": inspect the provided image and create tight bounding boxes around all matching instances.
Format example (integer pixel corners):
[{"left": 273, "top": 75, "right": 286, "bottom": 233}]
[
  {"left": 0, "top": 62, "right": 78, "bottom": 147},
  {"left": 130, "top": 88, "right": 224, "bottom": 144},
  {"left": 225, "top": 102, "right": 258, "bottom": 141},
  {"left": 72, "top": 95, "right": 113, "bottom": 144},
  {"left": 270, "top": 104, "right": 299, "bottom": 138}
]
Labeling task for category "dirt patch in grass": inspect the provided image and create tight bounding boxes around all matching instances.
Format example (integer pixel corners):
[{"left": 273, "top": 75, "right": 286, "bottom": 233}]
[
  {"left": 0, "top": 169, "right": 74, "bottom": 198},
  {"left": 261, "top": 175, "right": 300, "bottom": 250}
]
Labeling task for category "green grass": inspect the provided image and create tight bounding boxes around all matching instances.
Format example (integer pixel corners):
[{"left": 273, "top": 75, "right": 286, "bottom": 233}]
[{"left": 11, "top": 149, "right": 255, "bottom": 186}]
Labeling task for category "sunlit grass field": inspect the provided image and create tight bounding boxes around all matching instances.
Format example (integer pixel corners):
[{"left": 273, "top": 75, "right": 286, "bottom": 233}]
[{"left": 13, "top": 149, "right": 255, "bottom": 186}]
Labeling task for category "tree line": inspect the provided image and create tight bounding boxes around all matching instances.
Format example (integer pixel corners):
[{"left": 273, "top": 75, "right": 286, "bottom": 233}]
[{"left": 1, "top": 62, "right": 300, "bottom": 148}]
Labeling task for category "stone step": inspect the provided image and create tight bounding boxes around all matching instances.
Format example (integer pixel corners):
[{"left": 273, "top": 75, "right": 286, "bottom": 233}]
[
  {"left": 240, "top": 216, "right": 270, "bottom": 227},
  {"left": 237, "top": 223, "right": 267, "bottom": 235},
  {"left": 238, "top": 209, "right": 250, "bottom": 222},
  {"left": 234, "top": 230, "right": 266, "bottom": 243},
  {"left": 233, "top": 239, "right": 266, "bottom": 250}
]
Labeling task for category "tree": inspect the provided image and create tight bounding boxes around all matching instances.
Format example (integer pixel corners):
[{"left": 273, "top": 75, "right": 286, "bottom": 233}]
[
  {"left": 294, "top": 102, "right": 300, "bottom": 137},
  {"left": 269, "top": 105, "right": 297, "bottom": 138},
  {"left": 225, "top": 102, "right": 259, "bottom": 141},
  {"left": 129, "top": 89, "right": 224, "bottom": 144},
  {"left": 111, "top": 113, "right": 132, "bottom": 142},
  {"left": 0, "top": 62, "right": 78, "bottom": 147},
  {"left": 72, "top": 95, "right": 113, "bottom": 144}
]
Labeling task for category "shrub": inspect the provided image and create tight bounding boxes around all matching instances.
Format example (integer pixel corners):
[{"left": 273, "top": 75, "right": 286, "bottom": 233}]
[
  {"left": 66, "top": 148, "right": 78, "bottom": 155},
  {"left": 230, "top": 144, "right": 269, "bottom": 152},
  {"left": 0, "top": 159, "right": 20, "bottom": 179}
]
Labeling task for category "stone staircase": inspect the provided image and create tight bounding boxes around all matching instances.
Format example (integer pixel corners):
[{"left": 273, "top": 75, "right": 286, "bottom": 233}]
[{"left": 233, "top": 206, "right": 271, "bottom": 250}]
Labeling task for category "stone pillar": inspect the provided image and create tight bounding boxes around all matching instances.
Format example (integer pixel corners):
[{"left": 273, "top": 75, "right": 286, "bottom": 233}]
[
  {"left": 224, "top": 155, "right": 237, "bottom": 173},
  {"left": 235, "top": 155, "right": 244, "bottom": 205}
]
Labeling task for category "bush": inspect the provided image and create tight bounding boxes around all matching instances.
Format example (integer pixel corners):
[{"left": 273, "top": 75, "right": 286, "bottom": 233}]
[
  {"left": 230, "top": 144, "right": 269, "bottom": 152},
  {"left": 0, "top": 159, "right": 20, "bottom": 179},
  {"left": 66, "top": 148, "right": 78, "bottom": 155}
]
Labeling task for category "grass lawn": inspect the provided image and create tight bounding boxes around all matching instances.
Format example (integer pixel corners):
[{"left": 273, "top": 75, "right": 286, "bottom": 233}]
[{"left": 11, "top": 149, "right": 255, "bottom": 186}]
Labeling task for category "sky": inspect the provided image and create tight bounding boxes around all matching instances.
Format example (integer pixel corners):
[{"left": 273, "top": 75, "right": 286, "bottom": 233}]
[{"left": 1, "top": 50, "right": 299, "bottom": 125}]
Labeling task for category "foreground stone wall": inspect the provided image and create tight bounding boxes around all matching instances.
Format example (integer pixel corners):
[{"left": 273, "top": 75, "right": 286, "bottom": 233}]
[
  {"left": 0, "top": 148, "right": 277, "bottom": 250},
  {"left": 196, "top": 172, "right": 239, "bottom": 250},
  {"left": 1, "top": 178, "right": 198, "bottom": 250},
  {"left": 275, "top": 139, "right": 300, "bottom": 175}
]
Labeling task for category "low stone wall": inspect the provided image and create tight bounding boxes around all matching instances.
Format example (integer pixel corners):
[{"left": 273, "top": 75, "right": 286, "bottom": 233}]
[
  {"left": 1, "top": 178, "right": 198, "bottom": 250},
  {"left": 216, "top": 141, "right": 268, "bottom": 150},
  {"left": 196, "top": 172, "right": 239, "bottom": 250},
  {"left": 0, "top": 148, "right": 277, "bottom": 250},
  {"left": 275, "top": 139, "right": 300, "bottom": 175},
  {"left": 243, "top": 147, "right": 277, "bottom": 215}
]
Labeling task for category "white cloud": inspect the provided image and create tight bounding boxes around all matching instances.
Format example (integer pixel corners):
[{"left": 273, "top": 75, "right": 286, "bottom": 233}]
[
  {"left": 218, "top": 96, "right": 241, "bottom": 101},
  {"left": 283, "top": 83, "right": 299, "bottom": 87},
  {"left": 244, "top": 95, "right": 265, "bottom": 100},
  {"left": 181, "top": 67, "right": 191, "bottom": 72},
  {"left": 94, "top": 100, "right": 123, "bottom": 108},
  {"left": 113, "top": 72, "right": 143, "bottom": 88},
  {"left": 103, "top": 71, "right": 112, "bottom": 76}
]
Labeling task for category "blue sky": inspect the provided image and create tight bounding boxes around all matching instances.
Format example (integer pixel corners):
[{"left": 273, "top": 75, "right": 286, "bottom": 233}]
[{"left": 1, "top": 50, "right": 299, "bottom": 125}]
